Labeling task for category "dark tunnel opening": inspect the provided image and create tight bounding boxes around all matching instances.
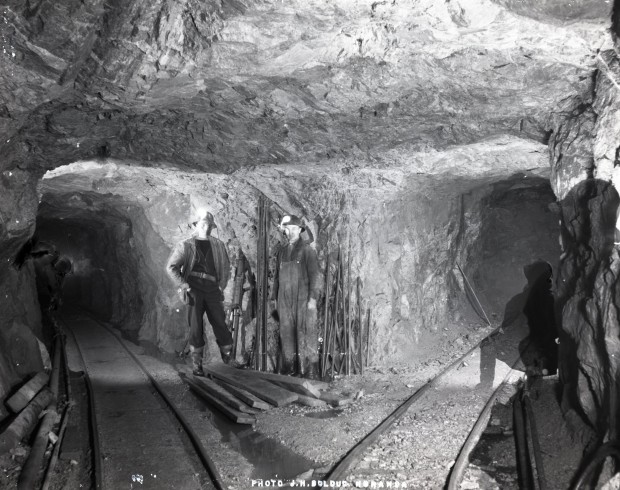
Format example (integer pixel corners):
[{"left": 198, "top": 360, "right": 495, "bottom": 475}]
[
  {"left": 32, "top": 197, "right": 149, "bottom": 338},
  {"left": 471, "top": 173, "right": 561, "bottom": 318}
]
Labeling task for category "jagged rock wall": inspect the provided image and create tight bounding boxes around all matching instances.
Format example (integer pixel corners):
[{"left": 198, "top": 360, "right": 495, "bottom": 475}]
[
  {"left": 0, "top": 168, "right": 46, "bottom": 404},
  {"left": 551, "top": 46, "right": 620, "bottom": 442},
  {"left": 30, "top": 135, "right": 551, "bottom": 367},
  {"left": 0, "top": 0, "right": 613, "bottom": 427}
]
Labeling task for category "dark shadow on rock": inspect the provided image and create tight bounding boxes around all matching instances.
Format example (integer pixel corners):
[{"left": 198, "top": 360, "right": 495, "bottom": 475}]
[
  {"left": 519, "top": 261, "right": 558, "bottom": 375},
  {"left": 479, "top": 260, "right": 558, "bottom": 387}
]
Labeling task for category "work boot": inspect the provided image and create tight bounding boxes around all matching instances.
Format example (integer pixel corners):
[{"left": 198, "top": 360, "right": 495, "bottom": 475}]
[
  {"left": 189, "top": 345, "right": 204, "bottom": 376},
  {"left": 279, "top": 358, "right": 295, "bottom": 376},
  {"left": 219, "top": 344, "right": 234, "bottom": 365}
]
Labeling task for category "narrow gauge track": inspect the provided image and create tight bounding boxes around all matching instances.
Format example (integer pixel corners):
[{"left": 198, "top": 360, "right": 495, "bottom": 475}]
[
  {"left": 323, "top": 325, "right": 530, "bottom": 487},
  {"left": 58, "top": 310, "right": 224, "bottom": 490}
]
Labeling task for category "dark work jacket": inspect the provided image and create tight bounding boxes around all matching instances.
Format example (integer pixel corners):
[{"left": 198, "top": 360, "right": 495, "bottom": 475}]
[
  {"left": 271, "top": 239, "right": 320, "bottom": 301},
  {"left": 166, "top": 235, "right": 230, "bottom": 291}
]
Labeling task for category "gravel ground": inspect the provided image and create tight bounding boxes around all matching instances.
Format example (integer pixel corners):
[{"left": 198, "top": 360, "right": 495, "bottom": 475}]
[{"left": 0, "top": 313, "right": 594, "bottom": 490}]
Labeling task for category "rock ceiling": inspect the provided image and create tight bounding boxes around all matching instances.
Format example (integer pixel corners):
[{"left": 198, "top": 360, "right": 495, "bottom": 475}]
[{"left": 0, "top": 0, "right": 612, "bottom": 176}]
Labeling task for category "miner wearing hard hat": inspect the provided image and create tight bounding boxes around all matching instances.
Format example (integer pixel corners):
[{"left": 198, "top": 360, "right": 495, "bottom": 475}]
[
  {"left": 166, "top": 209, "right": 234, "bottom": 376},
  {"left": 271, "top": 214, "right": 321, "bottom": 379}
]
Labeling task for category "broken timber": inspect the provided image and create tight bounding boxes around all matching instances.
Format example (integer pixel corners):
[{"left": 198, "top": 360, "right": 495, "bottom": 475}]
[
  {"left": 6, "top": 372, "right": 49, "bottom": 414},
  {"left": 0, "top": 388, "right": 54, "bottom": 455},
  {"left": 294, "top": 394, "right": 328, "bottom": 408},
  {"left": 183, "top": 375, "right": 256, "bottom": 425},
  {"left": 234, "top": 368, "right": 328, "bottom": 398},
  {"left": 205, "top": 366, "right": 297, "bottom": 407},
  {"left": 269, "top": 380, "right": 324, "bottom": 399},
  {"left": 318, "top": 391, "right": 354, "bottom": 407},
  {"left": 209, "top": 377, "right": 272, "bottom": 411},
  {"left": 191, "top": 376, "right": 260, "bottom": 415}
]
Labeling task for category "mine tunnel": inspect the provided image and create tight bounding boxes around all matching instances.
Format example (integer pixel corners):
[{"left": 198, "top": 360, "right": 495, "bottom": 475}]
[{"left": 1, "top": 0, "right": 620, "bottom": 488}]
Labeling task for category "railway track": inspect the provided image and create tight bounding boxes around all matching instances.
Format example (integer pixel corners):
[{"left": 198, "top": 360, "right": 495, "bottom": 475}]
[
  {"left": 58, "top": 310, "right": 224, "bottom": 490},
  {"left": 319, "top": 324, "right": 532, "bottom": 488},
  {"left": 40, "top": 308, "right": 544, "bottom": 489}
]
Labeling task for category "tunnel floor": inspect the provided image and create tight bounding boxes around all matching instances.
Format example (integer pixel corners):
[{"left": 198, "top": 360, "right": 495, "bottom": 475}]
[
  {"left": 4, "top": 306, "right": 585, "bottom": 489},
  {"left": 0, "top": 305, "right": 589, "bottom": 489}
]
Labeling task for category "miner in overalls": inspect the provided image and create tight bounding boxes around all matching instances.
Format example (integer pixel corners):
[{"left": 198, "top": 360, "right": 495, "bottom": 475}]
[
  {"left": 271, "top": 215, "right": 321, "bottom": 379},
  {"left": 166, "top": 210, "right": 234, "bottom": 376}
]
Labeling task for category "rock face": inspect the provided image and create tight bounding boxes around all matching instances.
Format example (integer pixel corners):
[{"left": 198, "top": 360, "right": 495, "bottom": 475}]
[
  {"left": 0, "top": 0, "right": 616, "bottom": 442},
  {"left": 550, "top": 44, "right": 620, "bottom": 442}
]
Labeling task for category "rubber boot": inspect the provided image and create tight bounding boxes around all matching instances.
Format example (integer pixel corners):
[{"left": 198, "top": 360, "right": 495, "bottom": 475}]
[
  {"left": 306, "top": 361, "right": 320, "bottom": 381},
  {"left": 189, "top": 345, "right": 204, "bottom": 376}
]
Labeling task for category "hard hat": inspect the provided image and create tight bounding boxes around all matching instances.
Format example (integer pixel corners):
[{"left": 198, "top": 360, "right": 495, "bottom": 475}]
[
  {"left": 193, "top": 209, "right": 216, "bottom": 228},
  {"left": 280, "top": 215, "right": 305, "bottom": 231}
]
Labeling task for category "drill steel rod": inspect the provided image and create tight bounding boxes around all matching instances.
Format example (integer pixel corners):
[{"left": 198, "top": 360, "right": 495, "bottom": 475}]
[
  {"left": 365, "top": 308, "right": 371, "bottom": 367},
  {"left": 258, "top": 199, "right": 263, "bottom": 370},
  {"left": 347, "top": 240, "right": 352, "bottom": 376},
  {"left": 357, "top": 277, "right": 363, "bottom": 375},
  {"left": 262, "top": 201, "right": 268, "bottom": 369},
  {"left": 338, "top": 253, "right": 347, "bottom": 375},
  {"left": 342, "top": 258, "right": 347, "bottom": 375},
  {"left": 254, "top": 201, "right": 261, "bottom": 371},
  {"left": 342, "top": 244, "right": 349, "bottom": 376},
  {"left": 255, "top": 196, "right": 268, "bottom": 371},
  {"left": 335, "top": 246, "right": 345, "bottom": 375},
  {"left": 321, "top": 248, "right": 331, "bottom": 379},
  {"left": 456, "top": 262, "right": 492, "bottom": 326},
  {"left": 261, "top": 199, "right": 269, "bottom": 371},
  {"left": 329, "top": 247, "right": 341, "bottom": 378}
]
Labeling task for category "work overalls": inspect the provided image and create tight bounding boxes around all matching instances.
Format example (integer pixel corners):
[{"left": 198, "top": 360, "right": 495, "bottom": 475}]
[{"left": 276, "top": 240, "right": 319, "bottom": 375}]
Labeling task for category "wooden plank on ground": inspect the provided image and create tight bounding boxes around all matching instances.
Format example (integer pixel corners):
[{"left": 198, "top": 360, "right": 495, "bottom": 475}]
[
  {"left": 230, "top": 366, "right": 329, "bottom": 392},
  {"left": 209, "top": 377, "right": 272, "bottom": 411},
  {"left": 269, "top": 380, "right": 322, "bottom": 399},
  {"left": 205, "top": 366, "right": 298, "bottom": 407},
  {"left": 294, "top": 394, "right": 328, "bottom": 408},
  {"left": 6, "top": 372, "right": 50, "bottom": 413},
  {"left": 183, "top": 376, "right": 255, "bottom": 425},
  {"left": 0, "top": 388, "right": 54, "bottom": 454},
  {"left": 191, "top": 376, "right": 260, "bottom": 415},
  {"left": 317, "top": 391, "right": 354, "bottom": 407}
]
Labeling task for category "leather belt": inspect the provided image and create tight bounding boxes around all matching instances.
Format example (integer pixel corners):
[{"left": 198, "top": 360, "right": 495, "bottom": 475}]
[{"left": 189, "top": 272, "right": 217, "bottom": 282}]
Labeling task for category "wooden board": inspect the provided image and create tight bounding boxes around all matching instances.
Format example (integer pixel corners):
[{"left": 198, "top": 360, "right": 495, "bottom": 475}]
[
  {"left": 234, "top": 367, "right": 329, "bottom": 392},
  {"left": 191, "top": 376, "right": 260, "bottom": 414},
  {"left": 0, "top": 388, "right": 54, "bottom": 454},
  {"left": 183, "top": 376, "right": 255, "bottom": 425},
  {"left": 209, "top": 377, "right": 272, "bottom": 411},
  {"left": 317, "top": 391, "right": 354, "bottom": 407},
  {"left": 294, "top": 394, "right": 328, "bottom": 408},
  {"left": 6, "top": 372, "right": 49, "bottom": 414},
  {"left": 268, "top": 380, "right": 321, "bottom": 399},
  {"left": 205, "top": 366, "right": 298, "bottom": 407}
]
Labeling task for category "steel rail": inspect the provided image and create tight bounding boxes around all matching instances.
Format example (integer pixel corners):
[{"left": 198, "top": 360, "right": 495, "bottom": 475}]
[
  {"left": 62, "top": 316, "right": 103, "bottom": 490},
  {"left": 571, "top": 440, "right": 620, "bottom": 489},
  {"left": 42, "top": 316, "right": 73, "bottom": 490},
  {"left": 325, "top": 323, "right": 506, "bottom": 480},
  {"left": 446, "top": 366, "right": 521, "bottom": 489},
  {"left": 94, "top": 317, "right": 226, "bottom": 490},
  {"left": 64, "top": 311, "right": 225, "bottom": 490}
]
